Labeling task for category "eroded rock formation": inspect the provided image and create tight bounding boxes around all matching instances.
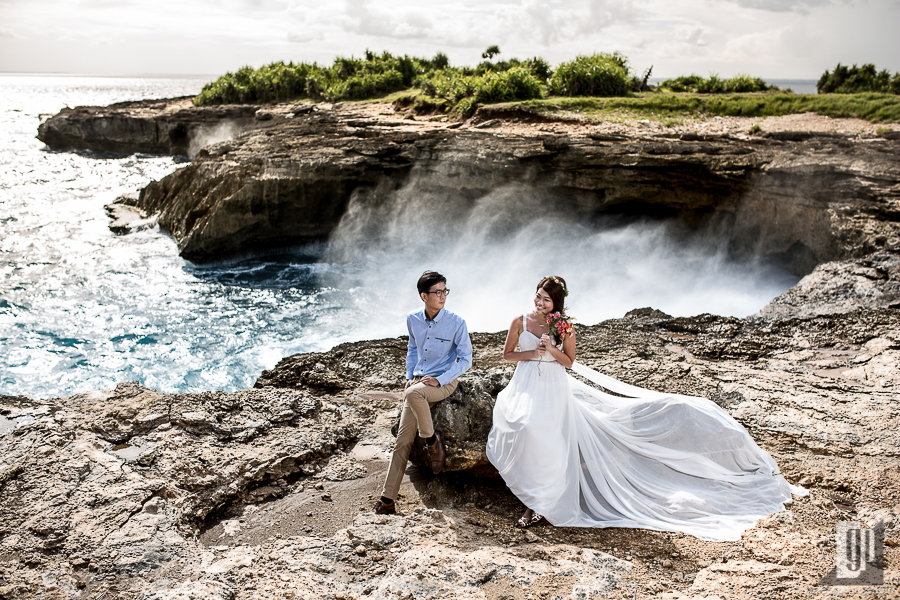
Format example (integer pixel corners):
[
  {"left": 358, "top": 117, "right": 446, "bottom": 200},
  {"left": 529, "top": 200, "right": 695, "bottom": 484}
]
[{"left": 37, "top": 97, "right": 259, "bottom": 156}]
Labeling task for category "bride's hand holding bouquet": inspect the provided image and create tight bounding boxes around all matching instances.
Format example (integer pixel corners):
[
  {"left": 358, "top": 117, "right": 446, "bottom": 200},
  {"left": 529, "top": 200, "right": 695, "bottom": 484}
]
[{"left": 545, "top": 311, "right": 575, "bottom": 342}]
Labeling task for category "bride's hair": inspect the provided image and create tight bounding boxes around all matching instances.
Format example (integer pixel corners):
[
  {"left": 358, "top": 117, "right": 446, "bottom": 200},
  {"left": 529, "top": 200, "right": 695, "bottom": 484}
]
[{"left": 537, "top": 276, "right": 567, "bottom": 314}]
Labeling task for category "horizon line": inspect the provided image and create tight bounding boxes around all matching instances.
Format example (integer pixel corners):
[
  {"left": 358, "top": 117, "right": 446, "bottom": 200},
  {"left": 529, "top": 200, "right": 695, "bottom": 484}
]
[
  {"left": 0, "top": 71, "right": 821, "bottom": 82},
  {"left": 0, "top": 71, "right": 219, "bottom": 79}
]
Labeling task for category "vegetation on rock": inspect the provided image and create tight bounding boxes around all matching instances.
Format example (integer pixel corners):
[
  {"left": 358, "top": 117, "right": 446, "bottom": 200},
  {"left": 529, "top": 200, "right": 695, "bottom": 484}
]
[
  {"left": 548, "top": 52, "right": 633, "bottom": 97},
  {"left": 818, "top": 63, "right": 900, "bottom": 94},
  {"left": 658, "top": 73, "right": 776, "bottom": 94},
  {"left": 194, "top": 48, "right": 633, "bottom": 116},
  {"left": 194, "top": 49, "right": 900, "bottom": 124},
  {"left": 511, "top": 92, "right": 900, "bottom": 124},
  {"left": 194, "top": 50, "right": 439, "bottom": 105}
]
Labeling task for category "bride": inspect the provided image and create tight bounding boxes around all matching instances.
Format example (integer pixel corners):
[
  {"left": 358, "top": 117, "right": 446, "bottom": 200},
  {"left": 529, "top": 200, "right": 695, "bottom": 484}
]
[{"left": 485, "top": 276, "right": 806, "bottom": 541}]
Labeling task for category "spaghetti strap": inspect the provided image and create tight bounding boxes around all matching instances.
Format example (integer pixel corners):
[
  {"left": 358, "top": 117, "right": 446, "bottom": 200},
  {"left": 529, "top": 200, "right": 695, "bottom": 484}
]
[{"left": 522, "top": 313, "right": 527, "bottom": 332}]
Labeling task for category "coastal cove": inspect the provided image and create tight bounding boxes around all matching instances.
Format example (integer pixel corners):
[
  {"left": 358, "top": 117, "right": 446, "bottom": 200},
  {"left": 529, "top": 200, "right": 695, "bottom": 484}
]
[
  {"left": 5, "top": 77, "right": 871, "bottom": 400},
  {"left": 1, "top": 76, "right": 900, "bottom": 599}
]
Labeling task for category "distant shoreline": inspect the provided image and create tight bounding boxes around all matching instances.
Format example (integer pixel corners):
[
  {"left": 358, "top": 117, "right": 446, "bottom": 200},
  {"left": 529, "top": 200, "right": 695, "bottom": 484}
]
[{"left": 0, "top": 72, "right": 218, "bottom": 80}]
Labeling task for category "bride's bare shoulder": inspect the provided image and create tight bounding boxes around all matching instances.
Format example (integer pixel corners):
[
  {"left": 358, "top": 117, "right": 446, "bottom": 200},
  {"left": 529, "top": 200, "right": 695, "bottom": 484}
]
[{"left": 509, "top": 314, "right": 524, "bottom": 331}]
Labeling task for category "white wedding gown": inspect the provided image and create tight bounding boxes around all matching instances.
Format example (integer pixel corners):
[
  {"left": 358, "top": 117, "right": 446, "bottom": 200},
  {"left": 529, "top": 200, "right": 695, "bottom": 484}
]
[{"left": 485, "top": 318, "right": 806, "bottom": 542}]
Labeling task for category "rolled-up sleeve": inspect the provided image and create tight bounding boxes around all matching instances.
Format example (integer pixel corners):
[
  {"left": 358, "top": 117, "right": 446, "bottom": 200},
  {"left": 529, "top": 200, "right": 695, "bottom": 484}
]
[{"left": 436, "top": 320, "right": 473, "bottom": 387}]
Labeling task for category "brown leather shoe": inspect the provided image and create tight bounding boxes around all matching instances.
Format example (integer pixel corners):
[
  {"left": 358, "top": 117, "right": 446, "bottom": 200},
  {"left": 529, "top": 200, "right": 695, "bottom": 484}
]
[
  {"left": 426, "top": 430, "right": 446, "bottom": 474},
  {"left": 373, "top": 499, "right": 396, "bottom": 515}
]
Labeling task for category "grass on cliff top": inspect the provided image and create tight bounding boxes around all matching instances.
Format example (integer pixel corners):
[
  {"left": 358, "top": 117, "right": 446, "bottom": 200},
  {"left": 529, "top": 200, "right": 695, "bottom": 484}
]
[
  {"left": 195, "top": 49, "right": 900, "bottom": 124},
  {"left": 193, "top": 50, "right": 635, "bottom": 117},
  {"left": 507, "top": 92, "right": 900, "bottom": 124}
]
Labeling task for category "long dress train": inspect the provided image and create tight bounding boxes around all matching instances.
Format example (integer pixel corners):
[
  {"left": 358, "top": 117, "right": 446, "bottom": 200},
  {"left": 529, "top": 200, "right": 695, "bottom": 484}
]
[{"left": 485, "top": 319, "right": 806, "bottom": 542}]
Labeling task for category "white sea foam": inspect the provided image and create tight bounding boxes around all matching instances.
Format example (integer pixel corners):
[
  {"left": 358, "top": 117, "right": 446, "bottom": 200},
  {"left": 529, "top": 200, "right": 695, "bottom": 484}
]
[
  {"left": 188, "top": 120, "right": 240, "bottom": 158},
  {"left": 322, "top": 171, "right": 799, "bottom": 338}
]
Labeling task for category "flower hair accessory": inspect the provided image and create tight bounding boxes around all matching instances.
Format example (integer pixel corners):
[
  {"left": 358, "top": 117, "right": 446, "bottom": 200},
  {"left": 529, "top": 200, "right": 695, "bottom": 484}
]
[
  {"left": 544, "top": 275, "right": 568, "bottom": 297},
  {"left": 546, "top": 311, "right": 575, "bottom": 341}
]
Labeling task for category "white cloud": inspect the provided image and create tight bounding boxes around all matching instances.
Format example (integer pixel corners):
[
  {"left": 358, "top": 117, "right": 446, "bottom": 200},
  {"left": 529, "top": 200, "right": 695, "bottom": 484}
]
[
  {"left": 729, "top": 0, "right": 834, "bottom": 13},
  {"left": 0, "top": 0, "right": 897, "bottom": 77},
  {"left": 287, "top": 30, "right": 324, "bottom": 43},
  {"left": 684, "top": 27, "right": 707, "bottom": 46},
  {"left": 343, "top": 0, "right": 435, "bottom": 40}
]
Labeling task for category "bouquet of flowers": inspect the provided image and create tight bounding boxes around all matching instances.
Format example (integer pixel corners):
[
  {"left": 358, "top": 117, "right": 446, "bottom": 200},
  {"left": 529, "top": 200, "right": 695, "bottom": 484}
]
[{"left": 546, "top": 311, "right": 575, "bottom": 341}]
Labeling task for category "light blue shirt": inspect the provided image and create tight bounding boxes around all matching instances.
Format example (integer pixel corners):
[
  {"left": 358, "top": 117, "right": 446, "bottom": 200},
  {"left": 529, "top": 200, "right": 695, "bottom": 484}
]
[{"left": 406, "top": 308, "right": 472, "bottom": 387}]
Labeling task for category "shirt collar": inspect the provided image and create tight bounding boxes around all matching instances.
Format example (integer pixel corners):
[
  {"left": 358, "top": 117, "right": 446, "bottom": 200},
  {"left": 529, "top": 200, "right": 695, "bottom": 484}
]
[{"left": 424, "top": 308, "right": 444, "bottom": 324}]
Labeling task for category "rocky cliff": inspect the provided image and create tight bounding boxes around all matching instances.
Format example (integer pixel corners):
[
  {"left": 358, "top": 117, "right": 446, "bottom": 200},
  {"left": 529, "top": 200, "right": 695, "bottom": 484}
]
[
  {"left": 2, "top": 253, "right": 899, "bottom": 599},
  {"left": 38, "top": 99, "right": 900, "bottom": 273},
  {"left": 37, "top": 98, "right": 259, "bottom": 156}
]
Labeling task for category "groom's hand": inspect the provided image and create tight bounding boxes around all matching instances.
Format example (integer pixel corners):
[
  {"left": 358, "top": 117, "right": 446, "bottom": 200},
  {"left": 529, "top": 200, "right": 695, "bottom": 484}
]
[{"left": 422, "top": 376, "right": 440, "bottom": 387}]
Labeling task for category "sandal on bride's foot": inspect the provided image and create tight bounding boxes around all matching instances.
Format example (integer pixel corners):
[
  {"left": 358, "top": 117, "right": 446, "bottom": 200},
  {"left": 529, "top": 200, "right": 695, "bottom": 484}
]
[{"left": 516, "top": 509, "right": 544, "bottom": 528}]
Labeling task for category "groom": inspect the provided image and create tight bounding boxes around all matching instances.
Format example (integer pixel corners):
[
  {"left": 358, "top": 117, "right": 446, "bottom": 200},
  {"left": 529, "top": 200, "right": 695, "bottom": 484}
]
[{"left": 374, "top": 271, "right": 473, "bottom": 515}]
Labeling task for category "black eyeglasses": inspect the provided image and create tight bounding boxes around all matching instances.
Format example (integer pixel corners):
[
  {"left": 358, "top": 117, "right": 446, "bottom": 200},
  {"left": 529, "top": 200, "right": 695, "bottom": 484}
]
[{"left": 426, "top": 289, "right": 450, "bottom": 297}]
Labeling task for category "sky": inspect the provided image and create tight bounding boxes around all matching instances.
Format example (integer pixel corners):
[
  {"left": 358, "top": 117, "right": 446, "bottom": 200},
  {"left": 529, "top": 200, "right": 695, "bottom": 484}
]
[{"left": 0, "top": 0, "right": 898, "bottom": 79}]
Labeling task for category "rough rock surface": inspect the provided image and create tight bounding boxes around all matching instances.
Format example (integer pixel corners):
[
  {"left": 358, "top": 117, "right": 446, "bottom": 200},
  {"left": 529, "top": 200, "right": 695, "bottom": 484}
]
[
  {"left": 758, "top": 252, "right": 900, "bottom": 319},
  {"left": 40, "top": 100, "right": 900, "bottom": 271},
  {"left": 259, "top": 255, "right": 900, "bottom": 471},
  {"left": 3, "top": 253, "right": 900, "bottom": 599}
]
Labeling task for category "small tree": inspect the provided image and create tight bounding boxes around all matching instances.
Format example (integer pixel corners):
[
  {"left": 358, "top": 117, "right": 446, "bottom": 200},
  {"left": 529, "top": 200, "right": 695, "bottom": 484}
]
[
  {"left": 432, "top": 52, "right": 449, "bottom": 70},
  {"left": 482, "top": 45, "right": 500, "bottom": 60}
]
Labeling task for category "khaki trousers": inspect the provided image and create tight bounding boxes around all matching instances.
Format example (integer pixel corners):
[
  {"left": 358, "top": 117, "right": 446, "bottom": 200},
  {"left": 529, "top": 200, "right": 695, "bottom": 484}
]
[{"left": 381, "top": 378, "right": 458, "bottom": 501}]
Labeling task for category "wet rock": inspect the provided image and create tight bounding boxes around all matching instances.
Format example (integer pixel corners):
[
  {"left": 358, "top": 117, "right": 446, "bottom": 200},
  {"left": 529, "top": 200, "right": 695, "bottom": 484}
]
[
  {"left": 105, "top": 194, "right": 157, "bottom": 235},
  {"left": 143, "top": 117, "right": 900, "bottom": 267}
]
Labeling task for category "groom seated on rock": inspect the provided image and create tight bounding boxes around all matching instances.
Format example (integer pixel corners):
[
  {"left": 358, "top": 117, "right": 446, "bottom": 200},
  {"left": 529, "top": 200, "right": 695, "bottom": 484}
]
[{"left": 374, "top": 270, "right": 473, "bottom": 515}]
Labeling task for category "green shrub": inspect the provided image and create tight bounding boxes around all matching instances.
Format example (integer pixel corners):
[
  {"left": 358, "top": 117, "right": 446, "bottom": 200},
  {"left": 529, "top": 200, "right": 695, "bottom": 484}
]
[
  {"left": 658, "top": 73, "right": 775, "bottom": 94},
  {"left": 482, "top": 45, "right": 501, "bottom": 60},
  {"left": 194, "top": 50, "right": 430, "bottom": 106},
  {"left": 524, "top": 57, "right": 553, "bottom": 83},
  {"left": 431, "top": 52, "right": 449, "bottom": 70},
  {"left": 659, "top": 74, "right": 704, "bottom": 93},
  {"left": 549, "top": 53, "right": 631, "bottom": 97},
  {"left": 419, "top": 69, "right": 479, "bottom": 102},
  {"left": 475, "top": 67, "right": 543, "bottom": 103},
  {"left": 453, "top": 96, "right": 481, "bottom": 118},
  {"left": 416, "top": 65, "right": 542, "bottom": 118},
  {"left": 817, "top": 63, "right": 899, "bottom": 94}
]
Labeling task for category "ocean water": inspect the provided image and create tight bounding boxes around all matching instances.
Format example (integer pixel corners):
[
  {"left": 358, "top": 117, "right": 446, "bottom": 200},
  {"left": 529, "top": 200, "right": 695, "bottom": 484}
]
[
  {"left": 765, "top": 79, "right": 818, "bottom": 95},
  {"left": 0, "top": 75, "right": 799, "bottom": 400}
]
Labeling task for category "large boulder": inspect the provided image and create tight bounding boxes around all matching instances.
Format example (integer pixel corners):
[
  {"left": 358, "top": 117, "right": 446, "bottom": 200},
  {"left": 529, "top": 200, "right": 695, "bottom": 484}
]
[{"left": 391, "top": 370, "right": 513, "bottom": 474}]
